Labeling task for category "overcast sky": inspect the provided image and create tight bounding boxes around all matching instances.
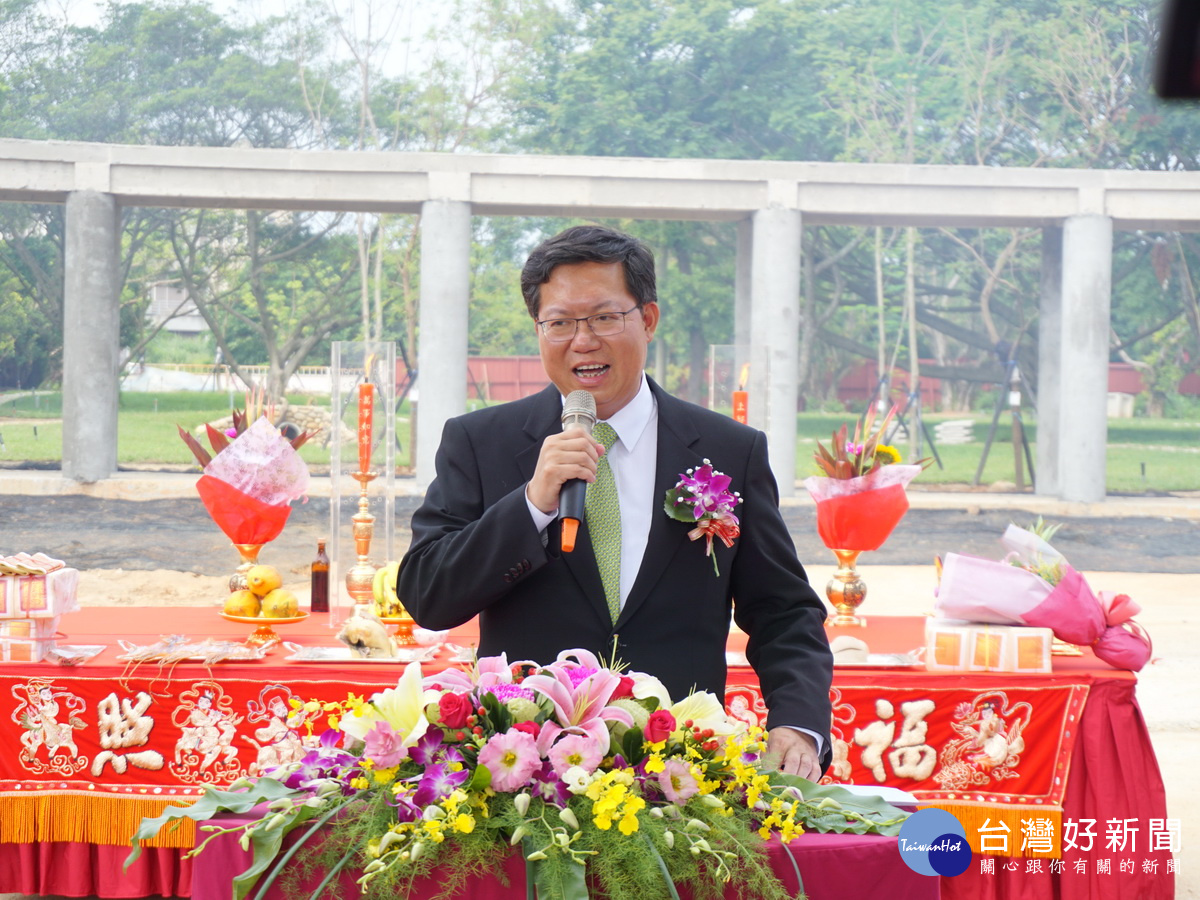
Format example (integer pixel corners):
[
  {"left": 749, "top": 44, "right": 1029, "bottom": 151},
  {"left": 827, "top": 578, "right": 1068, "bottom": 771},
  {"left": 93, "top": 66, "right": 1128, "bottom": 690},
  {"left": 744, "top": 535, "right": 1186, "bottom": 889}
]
[{"left": 41, "top": 0, "right": 449, "bottom": 76}]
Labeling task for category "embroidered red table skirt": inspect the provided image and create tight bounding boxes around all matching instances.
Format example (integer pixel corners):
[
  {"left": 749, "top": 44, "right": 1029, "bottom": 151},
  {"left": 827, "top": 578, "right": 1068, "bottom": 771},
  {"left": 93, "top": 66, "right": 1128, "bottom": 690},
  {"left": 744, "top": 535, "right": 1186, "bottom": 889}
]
[{"left": 0, "top": 608, "right": 1173, "bottom": 899}]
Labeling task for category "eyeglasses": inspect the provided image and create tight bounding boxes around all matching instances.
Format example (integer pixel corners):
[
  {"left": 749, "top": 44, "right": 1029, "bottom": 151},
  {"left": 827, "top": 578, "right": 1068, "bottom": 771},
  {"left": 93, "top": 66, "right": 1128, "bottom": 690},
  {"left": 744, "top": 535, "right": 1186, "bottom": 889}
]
[{"left": 535, "top": 307, "right": 640, "bottom": 342}]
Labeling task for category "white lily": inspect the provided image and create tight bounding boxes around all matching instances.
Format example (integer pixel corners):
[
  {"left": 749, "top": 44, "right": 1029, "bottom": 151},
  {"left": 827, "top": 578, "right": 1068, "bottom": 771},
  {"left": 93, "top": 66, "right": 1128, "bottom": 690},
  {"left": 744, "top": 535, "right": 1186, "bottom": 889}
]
[
  {"left": 339, "top": 661, "right": 434, "bottom": 747},
  {"left": 669, "top": 691, "right": 740, "bottom": 737}
]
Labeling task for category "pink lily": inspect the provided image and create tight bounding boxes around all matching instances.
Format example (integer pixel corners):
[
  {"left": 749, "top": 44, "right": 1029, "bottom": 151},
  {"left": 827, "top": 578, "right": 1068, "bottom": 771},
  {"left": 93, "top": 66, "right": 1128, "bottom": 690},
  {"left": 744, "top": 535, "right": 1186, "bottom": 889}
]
[
  {"left": 423, "top": 651, "right": 530, "bottom": 693},
  {"left": 523, "top": 649, "right": 633, "bottom": 755}
]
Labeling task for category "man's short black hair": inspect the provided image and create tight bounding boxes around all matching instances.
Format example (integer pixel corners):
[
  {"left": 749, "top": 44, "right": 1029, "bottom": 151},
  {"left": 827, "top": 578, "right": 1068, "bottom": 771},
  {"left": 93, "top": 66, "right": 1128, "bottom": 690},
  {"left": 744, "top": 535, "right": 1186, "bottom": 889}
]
[{"left": 521, "top": 225, "right": 657, "bottom": 318}]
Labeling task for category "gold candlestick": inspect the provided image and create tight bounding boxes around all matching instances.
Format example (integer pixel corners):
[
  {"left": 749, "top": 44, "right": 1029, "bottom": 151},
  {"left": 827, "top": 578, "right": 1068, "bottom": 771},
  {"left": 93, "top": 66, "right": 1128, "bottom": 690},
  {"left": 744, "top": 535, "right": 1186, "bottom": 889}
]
[
  {"left": 344, "top": 470, "right": 378, "bottom": 606},
  {"left": 826, "top": 548, "right": 868, "bottom": 627},
  {"left": 342, "top": 469, "right": 417, "bottom": 647}
]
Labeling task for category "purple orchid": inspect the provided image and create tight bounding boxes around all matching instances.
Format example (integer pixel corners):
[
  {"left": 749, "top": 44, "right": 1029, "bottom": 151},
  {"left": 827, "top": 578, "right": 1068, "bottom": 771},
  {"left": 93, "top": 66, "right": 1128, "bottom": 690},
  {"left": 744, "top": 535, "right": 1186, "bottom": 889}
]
[
  {"left": 529, "top": 760, "right": 571, "bottom": 807},
  {"left": 407, "top": 728, "right": 447, "bottom": 767},
  {"left": 412, "top": 761, "right": 470, "bottom": 807},
  {"left": 270, "top": 729, "right": 362, "bottom": 792},
  {"left": 677, "top": 463, "right": 739, "bottom": 521}
]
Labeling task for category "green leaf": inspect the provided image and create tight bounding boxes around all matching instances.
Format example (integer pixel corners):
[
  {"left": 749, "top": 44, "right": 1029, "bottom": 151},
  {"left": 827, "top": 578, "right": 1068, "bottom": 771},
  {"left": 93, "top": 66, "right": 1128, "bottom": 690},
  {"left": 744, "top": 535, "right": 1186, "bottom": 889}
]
[
  {"left": 641, "top": 832, "right": 682, "bottom": 900},
  {"left": 482, "top": 690, "right": 514, "bottom": 732},
  {"left": 125, "top": 780, "right": 302, "bottom": 870},
  {"left": 662, "top": 488, "right": 695, "bottom": 524},
  {"left": 468, "top": 763, "right": 493, "bottom": 793},
  {"left": 766, "top": 773, "right": 910, "bottom": 836},
  {"left": 532, "top": 853, "right": 590, "bottom": 900},
  {"left": 621, "top": 726, "right": 646, "bottom": 765}
]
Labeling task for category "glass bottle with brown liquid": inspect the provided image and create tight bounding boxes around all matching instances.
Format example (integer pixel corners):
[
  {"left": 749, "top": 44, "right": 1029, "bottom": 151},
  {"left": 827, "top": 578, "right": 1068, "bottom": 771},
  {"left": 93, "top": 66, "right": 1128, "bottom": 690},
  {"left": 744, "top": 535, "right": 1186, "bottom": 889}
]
[{"left": 310, "top": 539, "right": 330, "bottom": 613}]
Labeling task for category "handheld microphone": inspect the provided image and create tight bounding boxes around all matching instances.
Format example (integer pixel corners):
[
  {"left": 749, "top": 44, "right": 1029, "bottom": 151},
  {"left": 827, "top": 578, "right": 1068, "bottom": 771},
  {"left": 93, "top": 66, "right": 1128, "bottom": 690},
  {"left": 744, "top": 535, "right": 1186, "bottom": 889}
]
[{"left": 559, "top": 390, "right": 597, "bottom": 553}]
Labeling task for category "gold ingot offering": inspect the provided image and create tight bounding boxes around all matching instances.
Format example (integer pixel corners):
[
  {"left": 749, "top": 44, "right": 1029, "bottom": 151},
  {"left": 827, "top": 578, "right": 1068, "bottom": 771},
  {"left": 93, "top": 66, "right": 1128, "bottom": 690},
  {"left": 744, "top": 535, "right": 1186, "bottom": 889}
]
[{"left": 826, "top": 548, "right": 868, "bottom": 627}]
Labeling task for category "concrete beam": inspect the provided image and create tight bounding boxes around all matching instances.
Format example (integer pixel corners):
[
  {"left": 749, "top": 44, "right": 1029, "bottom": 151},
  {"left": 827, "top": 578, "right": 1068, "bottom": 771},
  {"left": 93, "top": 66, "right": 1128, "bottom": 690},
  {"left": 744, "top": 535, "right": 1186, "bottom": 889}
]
[
  {"left": 415, "top": 200, "right": 472, "bottom": 487},
  {"left": 62, "top": 191, "right": 120, "bottom": 483},
  {"left": 6, "top": 139, "right": 1200, "bottom": 230}
]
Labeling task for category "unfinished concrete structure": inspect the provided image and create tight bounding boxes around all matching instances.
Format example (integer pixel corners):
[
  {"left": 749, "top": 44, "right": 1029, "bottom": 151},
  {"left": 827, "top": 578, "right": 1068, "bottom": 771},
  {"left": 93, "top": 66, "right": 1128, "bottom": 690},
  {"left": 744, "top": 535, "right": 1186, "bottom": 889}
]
[{"left": 5, "top": 138, "right": 1200, "bottom": 500}]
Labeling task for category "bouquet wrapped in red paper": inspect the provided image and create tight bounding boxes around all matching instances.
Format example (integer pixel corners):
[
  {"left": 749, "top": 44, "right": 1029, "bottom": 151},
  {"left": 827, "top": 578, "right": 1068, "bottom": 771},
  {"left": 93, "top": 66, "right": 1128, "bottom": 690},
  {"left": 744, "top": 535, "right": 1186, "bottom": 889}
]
[
  {"left": 179, "top": 399, "right": 311, "bottom": 545},
  {"left": 934, "top": 524, "right": 1152, "bottom": 671},
  {"left": 803, "top": 407, "right": 925, "bottom": 551}
]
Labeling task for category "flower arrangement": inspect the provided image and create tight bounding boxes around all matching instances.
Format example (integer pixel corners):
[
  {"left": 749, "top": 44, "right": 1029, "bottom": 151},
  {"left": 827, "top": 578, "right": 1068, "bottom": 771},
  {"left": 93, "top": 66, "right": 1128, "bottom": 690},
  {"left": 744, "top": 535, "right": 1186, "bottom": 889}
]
[
  {"left": 128, "top": 650, "right": 908, "bottom": 900},
  {"left": 935, "top": 524, "right": 1153, "bottom": 671},
  {"left": 804, "top": 408, "right": 927, "bottom": 553},
  {"left": 663, "top": 460, "right": 741, "bottom": 575},
  {"left": 178, "top": 388, "right": 312, "bottom": 546},
  {"left": 811, "top": 406, "right": 903, "bottom": 481}
]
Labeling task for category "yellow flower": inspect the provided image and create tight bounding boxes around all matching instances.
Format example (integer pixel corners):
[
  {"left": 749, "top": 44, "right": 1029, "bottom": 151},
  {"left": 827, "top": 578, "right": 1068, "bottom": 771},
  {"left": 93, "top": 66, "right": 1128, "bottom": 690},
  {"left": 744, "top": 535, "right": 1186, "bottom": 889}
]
[
  {"left": 452, "top": 813, "right": 476, "bottom": 834},
  {"left": 371, "top": 766, "right": 398, "bottom": 785},
  {"left": 874, "top": 444, "right": 902, "bottom": 465},
  {"left": 350, "top": 777, "right": 370, "bottom": 791},
  {"left": 643, "top": 753, "right": 666, "bottom": 774}
]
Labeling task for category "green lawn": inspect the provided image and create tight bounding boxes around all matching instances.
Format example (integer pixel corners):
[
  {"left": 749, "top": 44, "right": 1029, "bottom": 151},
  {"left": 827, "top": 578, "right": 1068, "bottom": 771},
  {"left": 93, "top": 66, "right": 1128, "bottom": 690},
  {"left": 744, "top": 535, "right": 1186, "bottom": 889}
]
[
  {"left": 1, "top": 392, "right": 1196, "bottom": 493},
  {"left": 792, "top": 412, "right": 1200, "bottom": 492}
]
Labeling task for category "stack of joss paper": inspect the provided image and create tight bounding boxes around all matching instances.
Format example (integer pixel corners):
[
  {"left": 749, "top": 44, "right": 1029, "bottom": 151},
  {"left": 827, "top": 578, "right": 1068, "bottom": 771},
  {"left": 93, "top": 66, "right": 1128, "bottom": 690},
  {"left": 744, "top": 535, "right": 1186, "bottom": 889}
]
[
  {"left": 0, "top": 553, "right": 78, "bottom": 661},
  {"left": 934, "top": 524, "right": 1152, "bottom": 671}
]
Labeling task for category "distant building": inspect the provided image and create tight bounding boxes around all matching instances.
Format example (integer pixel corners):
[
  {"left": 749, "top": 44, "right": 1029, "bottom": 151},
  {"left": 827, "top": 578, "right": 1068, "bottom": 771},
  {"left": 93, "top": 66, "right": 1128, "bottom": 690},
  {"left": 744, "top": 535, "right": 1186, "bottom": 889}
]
[{"left": 146, "top": 283, "right": 208, "bottom": 335}]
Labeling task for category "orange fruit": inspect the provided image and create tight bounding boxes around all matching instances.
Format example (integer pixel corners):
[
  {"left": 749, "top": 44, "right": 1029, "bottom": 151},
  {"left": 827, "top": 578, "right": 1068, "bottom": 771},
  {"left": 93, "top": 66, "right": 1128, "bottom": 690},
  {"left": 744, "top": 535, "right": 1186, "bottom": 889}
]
[
  {"left": 224, "top": 590, "right": 261, "bottom": 617},
  {"left": 260, "top": 588, "right": 299, "bottom": 618},
  {"left": 245, "top": 565, "right": 283, "bottom": 597}
]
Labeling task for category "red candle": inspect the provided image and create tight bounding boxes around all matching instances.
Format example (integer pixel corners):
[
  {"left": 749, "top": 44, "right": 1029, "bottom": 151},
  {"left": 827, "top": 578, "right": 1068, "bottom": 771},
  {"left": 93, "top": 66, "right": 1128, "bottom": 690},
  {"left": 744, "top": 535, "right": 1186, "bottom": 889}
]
[
  {"left": 732, "top": 390, "right": 749, "bottom": 424},
  {"left": 358, "top": 383, "right": 374, "bottom": 474}
]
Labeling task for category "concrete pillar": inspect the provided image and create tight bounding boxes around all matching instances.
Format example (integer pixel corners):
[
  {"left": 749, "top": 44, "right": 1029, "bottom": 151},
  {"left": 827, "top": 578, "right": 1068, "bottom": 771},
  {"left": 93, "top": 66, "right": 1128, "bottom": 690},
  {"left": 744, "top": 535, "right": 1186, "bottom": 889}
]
[
  {"left": 1036, "top": 227, "right": 1062, "bottom": 497},
  {"left": 733, "top": 219, "right": 756, "bottom": 426},
  {"left": 62, "top": 191, "right": 120, "bottom": 482},
  {"left": 1058, "top": 215, "right": 1113, "bottom": 502},
  {"left": 734, "top": 218, "right": 753, "bottom": 351},
  {"left": 416, "top": 199, "right": 472, "bottom": 487},
  {"left": 749, "top": 207, "right": 802, "bottom": 498}
]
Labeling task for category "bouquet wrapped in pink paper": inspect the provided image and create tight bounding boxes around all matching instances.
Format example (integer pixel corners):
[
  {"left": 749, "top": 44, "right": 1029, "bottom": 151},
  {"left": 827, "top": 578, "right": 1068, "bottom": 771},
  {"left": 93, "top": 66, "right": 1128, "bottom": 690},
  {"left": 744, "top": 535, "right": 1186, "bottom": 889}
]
[
  {"left": 179, "top": 405, "right": 311, "bottom": 546},
  {"left": 934, "top": 524, "right": 1152, "bottom": 671}
]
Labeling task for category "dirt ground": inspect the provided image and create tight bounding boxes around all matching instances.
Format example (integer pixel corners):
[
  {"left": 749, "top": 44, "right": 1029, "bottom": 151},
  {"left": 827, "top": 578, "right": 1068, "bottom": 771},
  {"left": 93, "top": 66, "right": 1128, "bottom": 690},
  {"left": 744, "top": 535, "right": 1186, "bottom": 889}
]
[
  {"left": 6, "top": 493, "right": 1200, "bottom": 578},
  {"left": 2, "top": 492, "right": 1197, "bottom": 898}
]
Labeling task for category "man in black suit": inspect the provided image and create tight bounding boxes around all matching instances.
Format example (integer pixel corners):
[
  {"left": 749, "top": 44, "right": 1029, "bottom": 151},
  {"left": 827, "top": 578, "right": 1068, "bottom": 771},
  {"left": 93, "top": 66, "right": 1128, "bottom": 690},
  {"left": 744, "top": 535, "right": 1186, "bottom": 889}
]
[{"left": 398, "top": 225, "right": 832, "bottom": 778}]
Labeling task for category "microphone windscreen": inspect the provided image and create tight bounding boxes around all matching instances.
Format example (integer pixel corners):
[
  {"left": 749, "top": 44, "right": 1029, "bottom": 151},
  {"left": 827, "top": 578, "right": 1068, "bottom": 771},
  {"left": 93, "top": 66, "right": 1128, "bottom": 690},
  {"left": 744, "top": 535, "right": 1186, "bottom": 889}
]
[{"left": 561, "top": 390, "right": 597, "bottom": 433}]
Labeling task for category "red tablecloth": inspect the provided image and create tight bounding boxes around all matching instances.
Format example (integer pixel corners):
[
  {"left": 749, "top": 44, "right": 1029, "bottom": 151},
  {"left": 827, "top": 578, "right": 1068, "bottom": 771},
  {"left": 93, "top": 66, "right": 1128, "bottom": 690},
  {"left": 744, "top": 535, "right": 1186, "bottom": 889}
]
[
  {"left": 190, "top": 811, "right": 937, "bottom": 900},
  {"left": 0, "top": 608, "right": 1174, "bottom": 898}
]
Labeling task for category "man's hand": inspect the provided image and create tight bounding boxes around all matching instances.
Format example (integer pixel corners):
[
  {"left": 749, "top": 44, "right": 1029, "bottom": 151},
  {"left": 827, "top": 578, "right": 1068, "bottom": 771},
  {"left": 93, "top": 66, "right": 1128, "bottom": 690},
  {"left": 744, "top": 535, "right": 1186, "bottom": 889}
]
[
  {"left": 765, "top": 727, "right": 821, "bottom": 781},
  {"left": 526, "top": 427, "right": 604, "bottom": 514}
]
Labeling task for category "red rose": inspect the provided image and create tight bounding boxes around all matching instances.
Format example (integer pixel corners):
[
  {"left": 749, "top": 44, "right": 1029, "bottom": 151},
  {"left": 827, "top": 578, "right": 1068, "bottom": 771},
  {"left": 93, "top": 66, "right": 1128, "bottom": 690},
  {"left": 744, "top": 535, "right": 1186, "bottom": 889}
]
[
  {"left": 644, "top": 709, "right": 676, "bottom": 744},
  {"left": 438, "top": 692, "right": 473, "bottom": 729},
  {"left": 611, "top": 676, "right": 635, "bottom": 700},
  {"left": 512, "top": 720, "right": 541, "bottom": 738}
]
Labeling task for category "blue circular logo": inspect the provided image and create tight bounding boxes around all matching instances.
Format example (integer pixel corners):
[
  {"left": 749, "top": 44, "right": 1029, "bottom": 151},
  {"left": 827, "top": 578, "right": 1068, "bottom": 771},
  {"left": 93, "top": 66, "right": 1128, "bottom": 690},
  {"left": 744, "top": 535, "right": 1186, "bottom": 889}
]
[{"left": 897, "top": 808, "right": 972, "bottom": 877}]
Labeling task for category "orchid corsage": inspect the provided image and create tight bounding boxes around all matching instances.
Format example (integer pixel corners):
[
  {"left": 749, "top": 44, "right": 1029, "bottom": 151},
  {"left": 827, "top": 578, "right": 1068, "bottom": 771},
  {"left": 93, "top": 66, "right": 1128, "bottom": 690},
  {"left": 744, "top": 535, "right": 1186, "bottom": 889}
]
[{"left": 664, "top": 459, "right": 741, "bottom": 575}]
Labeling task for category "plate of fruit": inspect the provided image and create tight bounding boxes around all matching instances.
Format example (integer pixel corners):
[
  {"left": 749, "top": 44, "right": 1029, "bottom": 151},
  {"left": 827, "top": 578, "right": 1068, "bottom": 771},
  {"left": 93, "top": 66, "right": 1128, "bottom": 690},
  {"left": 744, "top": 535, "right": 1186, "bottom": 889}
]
[{"left": 221, "top": 564, "right": 307, "bottom": 644}]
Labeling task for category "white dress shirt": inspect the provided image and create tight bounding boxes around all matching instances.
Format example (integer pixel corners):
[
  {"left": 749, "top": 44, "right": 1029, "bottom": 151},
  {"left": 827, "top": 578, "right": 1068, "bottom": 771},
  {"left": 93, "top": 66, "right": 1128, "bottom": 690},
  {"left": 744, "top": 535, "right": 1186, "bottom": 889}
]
[
  {"left": 525, "top": 375, "right": 657, "bottom": 612},
  {"left": 525, "top": 377, "right": 823, "bottom": 756}
]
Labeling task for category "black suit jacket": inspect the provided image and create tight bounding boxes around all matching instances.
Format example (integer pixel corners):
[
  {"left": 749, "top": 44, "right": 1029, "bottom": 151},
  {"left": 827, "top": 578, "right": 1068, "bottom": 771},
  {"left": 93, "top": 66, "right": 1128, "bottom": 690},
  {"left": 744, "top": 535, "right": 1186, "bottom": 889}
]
[{"left": 398, "top": 380, "right": 832, "bottom": 755}]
